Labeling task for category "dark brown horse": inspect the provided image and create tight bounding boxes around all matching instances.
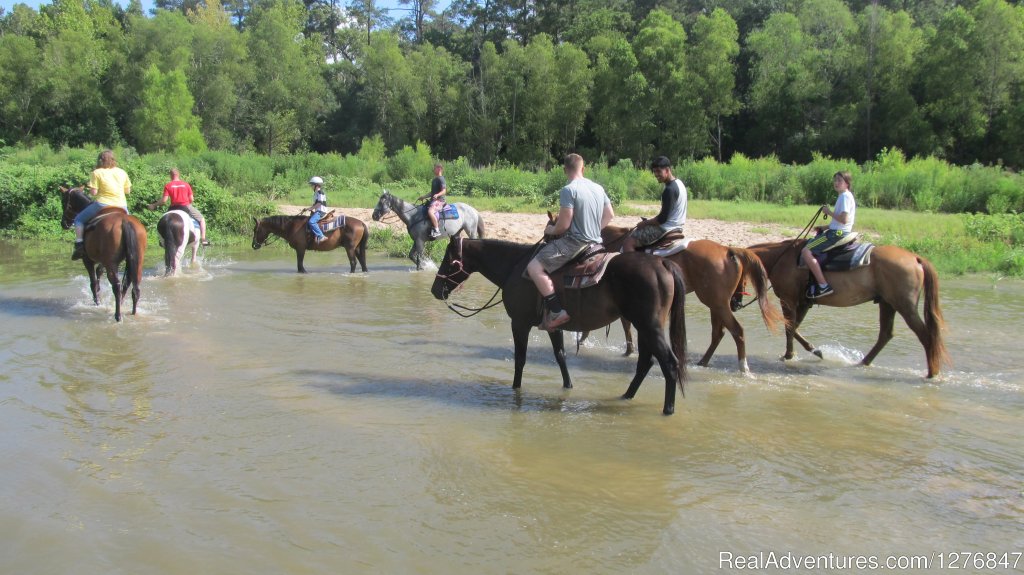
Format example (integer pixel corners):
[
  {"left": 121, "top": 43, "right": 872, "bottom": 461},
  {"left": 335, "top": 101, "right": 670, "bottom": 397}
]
[
  {"left": 597, "top": 225, "right": 782, "bottom": 372},
  {"left": 59, "top": 186, "right": 147, "bottom": 322},
  {"left": 252, "top": 214, "right": 369, "bottom": 273},
  {"left": 747, "top": 239, "right": 949, "bottom": 378},
  {"left": 431, "top": 237, "right": 687, "bottom": 415}
]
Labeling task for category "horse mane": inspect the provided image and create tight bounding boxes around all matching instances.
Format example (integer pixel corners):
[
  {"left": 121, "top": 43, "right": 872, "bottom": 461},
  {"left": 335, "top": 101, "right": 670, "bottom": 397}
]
[{"left": 748, "top": 238, "right": 802, "bottom": 250}]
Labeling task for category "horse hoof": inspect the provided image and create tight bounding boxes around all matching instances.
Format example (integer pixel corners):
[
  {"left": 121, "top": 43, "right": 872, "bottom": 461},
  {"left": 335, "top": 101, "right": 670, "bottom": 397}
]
[
  {"left": 812, "top": 349, "right": 823, "bottom": 359},
  {"left": 662, "top": 406, "right": 675, "bottom": 416}
]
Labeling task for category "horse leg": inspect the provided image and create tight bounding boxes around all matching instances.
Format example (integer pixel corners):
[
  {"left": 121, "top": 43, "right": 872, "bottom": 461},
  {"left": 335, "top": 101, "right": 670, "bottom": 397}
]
[
  {"left": 650, "top": 332, "right": 681, "bottom": 415},
  {"left": 895, "top": 303, "right": 936, "bottom": 377},
  {"left": 622, "top": 338, "right": 653, "bottom": 401},
  {"left": 547, "top": 330, "right": 573, "bottom": 389},
  {"left": 85, "top": 261, "right": 101, "bottom": 305},
  {"left": 296, "top": 248, "right": 307, "bottom": 273},
  {"left": 345, "top": 245, "right": 357, "bottom": 273},
  {"left": 862, "top": 300, "right": 896, "bottom": 368},
  {"left": 410, "top": 238, "right": 424, "bottom": 270},
  {"left": 699, "top": 313, "right": 727, "bottom": 368},
  {"left": 106, "top": 265, "right": 123, "bottom": 322},
  {"left": 511, "top": 321, "right": 531, "bottom": 389},
  {"left": 621, "top": 318, "right": 635, "bottom": 356},
  {"left": 722, "top": 310, "right": 749, "bottom": 373},
  {"left": 791, "top": 304, "right": 820, "bottom": 357}
]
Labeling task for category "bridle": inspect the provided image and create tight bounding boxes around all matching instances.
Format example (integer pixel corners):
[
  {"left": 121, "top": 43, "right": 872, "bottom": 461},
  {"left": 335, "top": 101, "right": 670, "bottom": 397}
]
[
  {"left": 252, "top": 220, "right": 280, "bottom": 249},
  {"left": 435, "top": 236, "right": 503, "bottom": 318}
]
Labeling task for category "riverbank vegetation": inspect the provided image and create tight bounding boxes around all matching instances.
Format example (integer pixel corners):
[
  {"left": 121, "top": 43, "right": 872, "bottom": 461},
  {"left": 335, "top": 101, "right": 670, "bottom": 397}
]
[
  {"left": 2, "top": 0, "right": 1023, "bottom": 170},
  {"left": 2, "top": 144, "right": 1022, "bottom": 276}
]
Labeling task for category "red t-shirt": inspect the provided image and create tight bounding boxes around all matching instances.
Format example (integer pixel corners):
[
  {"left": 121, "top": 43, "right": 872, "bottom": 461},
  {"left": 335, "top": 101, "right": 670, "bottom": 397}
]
[{"left": 163, "top": 180, "right": 194, "bottom": 206}]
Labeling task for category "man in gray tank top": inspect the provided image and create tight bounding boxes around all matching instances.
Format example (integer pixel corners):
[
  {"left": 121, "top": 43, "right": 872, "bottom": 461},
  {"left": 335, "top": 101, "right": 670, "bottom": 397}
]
[{"left": 526, "top": 153, "right": 614, "bottom": 331}]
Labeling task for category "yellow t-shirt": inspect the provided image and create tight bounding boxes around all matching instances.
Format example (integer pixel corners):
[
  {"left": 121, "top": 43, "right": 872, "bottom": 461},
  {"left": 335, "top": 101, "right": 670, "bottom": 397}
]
[{"left": 87, "top": 167, "right": 131, "bottom": 208}]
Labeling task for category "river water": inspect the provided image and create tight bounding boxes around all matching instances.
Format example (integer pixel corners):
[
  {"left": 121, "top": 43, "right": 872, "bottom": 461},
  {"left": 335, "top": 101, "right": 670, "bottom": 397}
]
[{"left": 1, "top": 240, "right": 1021, "bottom": 574}]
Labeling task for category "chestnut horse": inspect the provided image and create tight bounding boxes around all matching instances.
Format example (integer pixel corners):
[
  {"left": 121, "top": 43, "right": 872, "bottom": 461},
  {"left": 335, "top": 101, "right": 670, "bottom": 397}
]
[
  {"left": 252, "top": 214, "right": 369, "bottom": 273},
  {"left": 597, "top": 225, "right": 782, "bottom": 372},
  {"left": 431, "top": 237, "right": 687, "bottom": 415},
  {"left": 747, "top": 239, "right": 948, "bottom": 378},
  {"left": 59, "top": 186, "right": 147, "bottom": 322}
]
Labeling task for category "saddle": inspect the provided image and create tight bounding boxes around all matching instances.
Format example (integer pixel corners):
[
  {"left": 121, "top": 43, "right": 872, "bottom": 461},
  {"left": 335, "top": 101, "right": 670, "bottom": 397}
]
[
  {"left": 438, "top": 204, "right": 460, "bottom": 220},
  {"left": 553, "top": 246, "right": 618, "bottom": 290},
  {"left": 317, "top": 212, "right": 346, "bottom": 233},
  {"left": 83, "top": 206, "right": 128, "bottom": 232},
  {"left": 798, "top": 233, "right": 876, "bottom": 271},
  {"left": 644, "top": 231, "right": 690, "bottom": 257},
  {"left": 167, "top": 209, "right": 200, "bottom": 230}
]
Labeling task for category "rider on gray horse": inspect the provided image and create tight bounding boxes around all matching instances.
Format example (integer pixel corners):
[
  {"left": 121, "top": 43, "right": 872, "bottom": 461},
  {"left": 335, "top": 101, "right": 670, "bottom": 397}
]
[{"left": 417, "top": 164, "right": 447, "bottom": 238}]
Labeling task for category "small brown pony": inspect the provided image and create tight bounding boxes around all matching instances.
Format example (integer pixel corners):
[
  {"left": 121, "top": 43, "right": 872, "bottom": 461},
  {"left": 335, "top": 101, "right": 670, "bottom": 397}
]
[
  {"left": 597, "top": 224, "right": 782, "bottom": 372},
  {"left": 252, "top": 214, "right": 369, "bottom": 273},
  {"left": 59, "top": 186, "right": 147, "bottom": 322},
  {"left": 431, "top": 237, "right": 687, "bottom": 415},
  {"left": 747, "top": 239, "right": 949, "bottom": 378}
]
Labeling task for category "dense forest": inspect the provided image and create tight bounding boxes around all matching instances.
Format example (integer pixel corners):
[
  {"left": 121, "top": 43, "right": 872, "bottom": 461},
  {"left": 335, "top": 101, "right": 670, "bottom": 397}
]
[{"left": 1, "top": 0, "right": 1023, "bottom": 169}]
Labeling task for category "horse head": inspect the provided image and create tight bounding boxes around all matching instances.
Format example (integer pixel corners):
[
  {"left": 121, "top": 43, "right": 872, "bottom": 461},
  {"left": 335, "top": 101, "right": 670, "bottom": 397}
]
[
  {"left": 431, "top": 237, "right": 471, "bottom": 300},
  {"left": 58, "top": 185, "right": 89, "bottom": 229},
  {"left": 371, "top": 190, "right": 393, "bottom": 221},
  {"left": 252, "top": 216, "right": 271, "bottom": 249},
  {"left": 543, "top": 210, "right": 567, "bottom": 242}
]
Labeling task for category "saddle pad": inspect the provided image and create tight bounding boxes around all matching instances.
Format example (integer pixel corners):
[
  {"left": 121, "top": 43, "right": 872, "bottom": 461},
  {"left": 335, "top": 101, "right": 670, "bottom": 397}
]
[
  {"left": 560, "top": 252, "right": 619, "bottom": 290},
  {"left": 822, "top": 243, "right": 875, "bottom": 271},
  {"left": 168, "top": 209, "right": 199, "bottom": 230},
  {"left": 318, "top": 214, "right": 347, "bottom": 232},
  {"left": 439, "top": 204, "right": 460, "bottom": 219},
  {"left": 649, "top": 237, "right": 692, "bottom": 257},
  {"left": 822, "top": 231, "right": 859, "bottom": 252}
]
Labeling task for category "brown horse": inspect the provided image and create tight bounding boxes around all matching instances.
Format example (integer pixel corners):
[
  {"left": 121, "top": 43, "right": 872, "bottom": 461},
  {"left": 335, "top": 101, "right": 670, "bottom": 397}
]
[
  {"left": 252, "top": 214, "right": 369, "bottom": 273},
  {"left": 431, "top": 237, "right": 687, "bottom": 415},
  {"left": 597, "top": 225, "right": 782, "bottom": 373},
  {"left": 747, "top": 239, "right": 948, "bottom": 378},
  {"left": 59, "top": 186, "right": 147, "bottom": 322}
]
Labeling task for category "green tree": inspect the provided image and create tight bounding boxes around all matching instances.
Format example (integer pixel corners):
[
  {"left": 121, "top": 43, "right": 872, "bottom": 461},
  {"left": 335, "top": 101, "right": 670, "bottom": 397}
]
[
  {"left": 633, "top": 9, "right": 703, "bottom": 159},
  {"left": 588, "top": 32, "right": 651, "bottom": 162},
  {"left": 188, "top": 0, "right": 250, "bottom": 149},
  {"left": 407, "top": 43, "right": 469, "bottom": 157},
  {"left": 133, "top": 64, "right": 207, "bottom": 153},
  {"left": 690, "top": 8, "right": 741, "bottom": 160},
  {"left": 361, "top": 32, "right": 418, "bottom": 150},
  {"left": 0, "top": 35, "right": 46, "bottom": 142},
  {"left": 244, "top": 0, "right": 332, "bottom": 153}
]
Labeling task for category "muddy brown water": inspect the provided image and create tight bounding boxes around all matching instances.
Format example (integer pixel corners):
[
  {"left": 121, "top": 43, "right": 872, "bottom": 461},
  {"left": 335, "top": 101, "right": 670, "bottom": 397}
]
[{"left": 1, "top": 240, "right": 1021, "bottom": 573}]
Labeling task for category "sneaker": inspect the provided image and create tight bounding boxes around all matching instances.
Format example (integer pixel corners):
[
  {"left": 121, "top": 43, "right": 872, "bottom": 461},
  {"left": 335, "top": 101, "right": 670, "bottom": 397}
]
[
  {"left": 810, "top": 283, "right": 834, "bottom": 299},
  {"left": 315, "top": 236, "right": 327, "bottom": 244},
  {"left": 71, "top": 242, "right": 85, "bottom": 261},
  {"left": 430, "top": 228, "right": 442, "bottom": 238},
  {"left": 543, "top": 309, "right": 571, "bottom": 331},
  {"left": 200, "top": 239, "right": 211, "bottom": 246}
]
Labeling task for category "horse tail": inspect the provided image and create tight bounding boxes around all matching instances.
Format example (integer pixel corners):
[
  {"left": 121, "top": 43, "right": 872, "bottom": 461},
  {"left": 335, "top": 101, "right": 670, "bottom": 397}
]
[
  {"left": 122, "top": 217, "right": 142, "bottom": 290},
  {"left": 731, "top": 247, "right": 783, "bottom": 333},
  {"left": 476, "top": 212, "right": 486, "bottom": 239},
  {"left": 920, "top": 256, "right": 949, "bottom": 376},
  {"left": 162, "top": 216, "right": 179, "bottom": 272},
  {"left": 357, "top": 219, "right": 369, "bottom": 268},
  {"left": 664, "top": 259, "right": 687, "bottom": 396}
]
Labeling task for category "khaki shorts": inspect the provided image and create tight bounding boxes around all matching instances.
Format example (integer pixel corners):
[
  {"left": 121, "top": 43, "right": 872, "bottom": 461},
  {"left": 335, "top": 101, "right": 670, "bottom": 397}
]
[
  {"left": 535, "top": 236, "right": 591, "bottom": 273},
  {"left": 630, "top": 223, "right": 681, "bottom": 247},
  {"left": 170, "top": 204, "right": 205, "bottom": 224}
]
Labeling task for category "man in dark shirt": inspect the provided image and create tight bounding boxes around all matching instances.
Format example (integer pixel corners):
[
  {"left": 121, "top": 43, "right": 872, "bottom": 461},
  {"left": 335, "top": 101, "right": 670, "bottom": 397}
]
[
  {"left": 623, "top": 156, "right": 687, "bottom": 252},
  {"left": 417, "top": 164, "right": 447, "bottom": 238}
]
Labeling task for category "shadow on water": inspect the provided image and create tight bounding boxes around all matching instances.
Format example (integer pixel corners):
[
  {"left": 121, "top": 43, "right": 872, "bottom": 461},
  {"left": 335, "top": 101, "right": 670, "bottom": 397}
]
[
  {"left": 301, "top": 369, "right": 639, "bottom": 415},
  {"left": 0, "top": 295, "right": 77, "bottom": 317}
]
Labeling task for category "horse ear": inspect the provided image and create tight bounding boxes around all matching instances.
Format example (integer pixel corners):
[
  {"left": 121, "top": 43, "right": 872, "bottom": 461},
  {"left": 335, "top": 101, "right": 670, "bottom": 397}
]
[
  {"left": 252, "top": 216, "right": 259, "bottom": 224},
  {"left": 546, "top": 210, "right": 555, "bottom": 221}
]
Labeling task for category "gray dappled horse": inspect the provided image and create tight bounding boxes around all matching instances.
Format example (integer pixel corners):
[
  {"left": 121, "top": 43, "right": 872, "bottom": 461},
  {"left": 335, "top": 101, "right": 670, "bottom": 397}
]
[{"left": 371, "top": 190, "right": 485, "bottom": 270}]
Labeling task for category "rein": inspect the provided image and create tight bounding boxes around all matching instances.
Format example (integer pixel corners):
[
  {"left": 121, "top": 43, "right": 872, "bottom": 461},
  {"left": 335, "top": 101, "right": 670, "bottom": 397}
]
[
  {"left": 436, "top": 237, "right": 504, "bottom": 318},
  {"left": 732, "top": 207, "right": 824, "bottom": 310}
]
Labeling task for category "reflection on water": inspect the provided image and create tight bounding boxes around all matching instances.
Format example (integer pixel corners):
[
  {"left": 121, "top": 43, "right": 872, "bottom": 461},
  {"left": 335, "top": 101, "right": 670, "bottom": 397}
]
[{"left": 1, "top": 240, "right": 1022, "bottom": 573}]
